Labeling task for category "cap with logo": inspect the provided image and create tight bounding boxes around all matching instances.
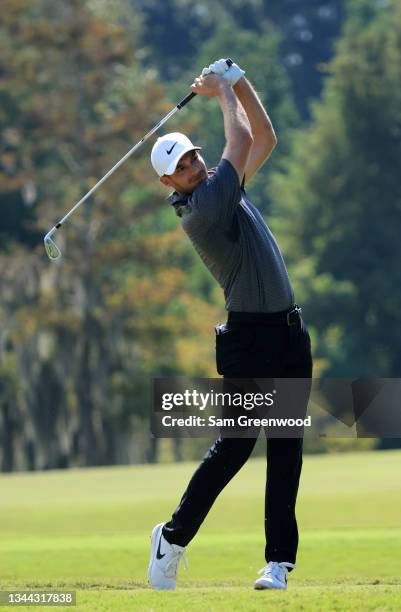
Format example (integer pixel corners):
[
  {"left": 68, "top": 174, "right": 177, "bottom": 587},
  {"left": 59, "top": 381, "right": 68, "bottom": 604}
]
[{"left": 151, "top": 132, "right": 201, "bottom": 177}]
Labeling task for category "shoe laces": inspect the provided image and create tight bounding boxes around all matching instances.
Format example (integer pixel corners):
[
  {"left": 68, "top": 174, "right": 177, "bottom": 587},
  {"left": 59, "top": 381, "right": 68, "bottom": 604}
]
[
  {"left": 164, "top": 546, "right": 188, "bottom": 579},
  {"left": 258, "top": 561, "right": 294, "bottom": 582}
]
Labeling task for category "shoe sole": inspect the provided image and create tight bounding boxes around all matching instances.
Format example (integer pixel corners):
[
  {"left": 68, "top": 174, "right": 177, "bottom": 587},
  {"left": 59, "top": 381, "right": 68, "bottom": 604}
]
[
  {"left": 254, "top": 582, "right": 287, "bottom": 590},
  {"left": 147, "top": 522, "right": 165, "bottom": 587}
]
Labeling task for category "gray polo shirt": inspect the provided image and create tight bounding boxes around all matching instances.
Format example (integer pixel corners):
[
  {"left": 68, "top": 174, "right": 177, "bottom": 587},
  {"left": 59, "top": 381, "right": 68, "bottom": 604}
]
[{"left": 167, "top": 158, "right": 294, "bottom": 313}]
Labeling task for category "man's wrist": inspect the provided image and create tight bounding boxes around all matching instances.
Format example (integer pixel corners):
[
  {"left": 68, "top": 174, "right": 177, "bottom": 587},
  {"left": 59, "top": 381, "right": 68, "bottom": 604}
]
[
  {"left": 216, "top": 80, "right": 233, "bottom": 98},
  {"left": 233, "top": 76, "right": 247, "bottom": 92}
]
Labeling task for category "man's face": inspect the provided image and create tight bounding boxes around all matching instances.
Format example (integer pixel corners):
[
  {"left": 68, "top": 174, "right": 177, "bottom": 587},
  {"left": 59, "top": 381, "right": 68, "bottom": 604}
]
[{"left": 160, "top": 150, "right": 208, "bottom": 195}]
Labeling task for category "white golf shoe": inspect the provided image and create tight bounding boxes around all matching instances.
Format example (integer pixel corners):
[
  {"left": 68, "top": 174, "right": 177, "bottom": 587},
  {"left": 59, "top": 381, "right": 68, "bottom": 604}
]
[
  {"left": 254, "top": 561, "right": 295, "bottom": 590},
  {"left": 147, "top": 522, "right": 188, "bottom": 590}
]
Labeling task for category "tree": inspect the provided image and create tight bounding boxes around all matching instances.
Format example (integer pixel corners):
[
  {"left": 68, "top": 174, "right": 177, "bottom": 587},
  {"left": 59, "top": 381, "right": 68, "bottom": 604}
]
[
  {"left": 271, "top": 0, "right": 401, "bottom": 380},
  {"left": 0, "top": 0, "right": 220, "bottom": 470},
  {"left": 130, "top": 0, "right": 345, "bottom": 119}
]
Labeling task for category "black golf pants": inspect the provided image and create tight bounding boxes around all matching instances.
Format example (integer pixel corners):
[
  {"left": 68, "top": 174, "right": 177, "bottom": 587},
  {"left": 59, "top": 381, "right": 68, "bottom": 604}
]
[{"left": 162, "top": 306, "right": 313, "bottom": 566}]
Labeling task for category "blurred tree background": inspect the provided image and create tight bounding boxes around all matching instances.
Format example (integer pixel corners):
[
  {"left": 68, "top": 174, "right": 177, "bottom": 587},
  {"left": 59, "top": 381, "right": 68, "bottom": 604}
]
[{"left": 1, "top": 0, "right": 400, "bottom": 471}]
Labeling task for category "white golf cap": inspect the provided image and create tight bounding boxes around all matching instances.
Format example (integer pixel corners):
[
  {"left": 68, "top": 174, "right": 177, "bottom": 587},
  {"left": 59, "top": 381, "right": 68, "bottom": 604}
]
[{"left": 151, "top": 132, "right": 201, "bottom": 177}]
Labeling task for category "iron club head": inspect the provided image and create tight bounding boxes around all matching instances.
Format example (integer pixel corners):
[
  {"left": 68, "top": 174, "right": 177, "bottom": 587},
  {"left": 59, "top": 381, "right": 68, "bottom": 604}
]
[{"left": 44, "top": 232, "right": 62, "bottom": 261}]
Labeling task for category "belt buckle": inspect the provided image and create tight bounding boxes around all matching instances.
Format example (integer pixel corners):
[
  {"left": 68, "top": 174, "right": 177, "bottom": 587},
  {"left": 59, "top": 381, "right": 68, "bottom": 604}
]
[{"left": 287, "top": 306, "right": 301, "bottom": 326}]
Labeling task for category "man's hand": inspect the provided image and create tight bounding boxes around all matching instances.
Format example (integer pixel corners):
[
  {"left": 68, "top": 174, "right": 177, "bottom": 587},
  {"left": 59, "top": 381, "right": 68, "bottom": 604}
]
[
  {"left": 190, "top": 73, "right": 230, "bottom": 98},
  {"left": 202, "top": 58, "right": 245, "bottom": 87}
]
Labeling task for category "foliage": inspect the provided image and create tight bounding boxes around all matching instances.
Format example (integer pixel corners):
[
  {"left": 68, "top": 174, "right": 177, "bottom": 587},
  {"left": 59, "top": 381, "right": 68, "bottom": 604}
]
[
  {"left": 271, "top": 0, "right": 401, "bottom": 378},
  {"left": 0, "top": 0, "right": 220, "bottom": 470},
  {"left": 1, "top": 0, "right": 398, "bottom": 469},
  {"left": 131, "top": 0, "right": 345, "bottom": 119}
]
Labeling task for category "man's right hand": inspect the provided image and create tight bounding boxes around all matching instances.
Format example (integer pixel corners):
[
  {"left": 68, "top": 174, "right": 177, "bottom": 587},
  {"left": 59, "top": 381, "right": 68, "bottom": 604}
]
[
  {"left": 202, "top": 59, "right": 245, "bottom": 86},
  {"left": 190, "top": 73, "right": 230, "bottom": 98}
]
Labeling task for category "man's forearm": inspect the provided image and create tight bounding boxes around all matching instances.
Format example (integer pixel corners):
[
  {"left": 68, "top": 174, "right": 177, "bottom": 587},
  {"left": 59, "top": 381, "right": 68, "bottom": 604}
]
[
  {"left": 217, "top": 82, "right": 253, "bottom": 145},
  {"left": 233, "top": 77, "right": 277, "bottom": 144}
]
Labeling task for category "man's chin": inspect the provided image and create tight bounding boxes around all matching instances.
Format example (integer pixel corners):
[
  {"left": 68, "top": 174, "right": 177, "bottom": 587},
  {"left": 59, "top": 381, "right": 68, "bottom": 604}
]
[{"left": 182, "top": 174, "right": 207, "bottom": 195}]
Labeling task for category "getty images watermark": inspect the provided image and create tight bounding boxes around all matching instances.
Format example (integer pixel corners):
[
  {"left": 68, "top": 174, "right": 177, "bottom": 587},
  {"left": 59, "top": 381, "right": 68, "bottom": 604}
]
[
  {"left": 152, "top": 377, "right": 401, "bottom": 439},
  {"left": 152, "top": 378, "right": 312, "bottom": 438},
  {"left": 160, "top": 388, "right": 311, "bottom": 430}
]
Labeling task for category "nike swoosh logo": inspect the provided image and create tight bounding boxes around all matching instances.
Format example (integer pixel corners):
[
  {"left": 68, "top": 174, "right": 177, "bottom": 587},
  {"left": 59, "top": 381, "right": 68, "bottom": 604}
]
[
  {"left": 166, "top": 143, "right": 177, "bottom": 155},
  {"left": 156, "top": 535, "right": 166, "bottom": 559}
]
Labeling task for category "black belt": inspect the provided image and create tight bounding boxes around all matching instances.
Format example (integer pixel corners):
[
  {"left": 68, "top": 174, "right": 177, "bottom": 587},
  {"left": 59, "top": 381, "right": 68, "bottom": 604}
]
[{"left": 227, "top": 304, "right": 302, "bottom": 327}]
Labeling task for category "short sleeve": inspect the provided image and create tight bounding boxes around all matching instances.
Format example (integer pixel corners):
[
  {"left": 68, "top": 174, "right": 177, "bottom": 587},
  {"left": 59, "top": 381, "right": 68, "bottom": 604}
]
[{"left": 189, "top": 158, "right": 241, "bottom": 228}]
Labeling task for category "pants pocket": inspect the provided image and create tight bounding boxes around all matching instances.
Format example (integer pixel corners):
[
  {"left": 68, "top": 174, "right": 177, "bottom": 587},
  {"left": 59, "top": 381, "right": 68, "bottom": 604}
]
[{"left": 215, "top": 325, "right": 255, "bottom": 376}]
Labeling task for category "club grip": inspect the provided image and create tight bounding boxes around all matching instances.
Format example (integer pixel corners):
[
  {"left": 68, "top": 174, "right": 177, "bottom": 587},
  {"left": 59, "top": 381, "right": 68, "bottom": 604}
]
[
  {"left": 177, "top": 91, "right": 197, "bottom": 109},
  {"left": 177, "top": 58, "right": 234, "bottom": 109}
]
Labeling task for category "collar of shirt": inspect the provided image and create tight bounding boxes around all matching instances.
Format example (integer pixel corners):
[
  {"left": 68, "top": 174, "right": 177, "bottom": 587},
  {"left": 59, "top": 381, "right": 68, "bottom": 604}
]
[{"left": 166, "top": 191, "right": 191, "bottom": 207}]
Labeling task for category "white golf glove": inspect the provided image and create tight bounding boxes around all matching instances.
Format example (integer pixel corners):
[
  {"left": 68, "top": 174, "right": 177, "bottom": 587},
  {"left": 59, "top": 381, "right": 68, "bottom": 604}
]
[{"left": 201, "top": 58, "right": 245, "bottom": 86}]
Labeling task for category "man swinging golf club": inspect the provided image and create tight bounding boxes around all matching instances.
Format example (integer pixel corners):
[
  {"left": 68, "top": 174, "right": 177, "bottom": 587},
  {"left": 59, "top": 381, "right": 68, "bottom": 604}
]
[{"left": 148, "top": 59, "right": 313, "bottom": 591}]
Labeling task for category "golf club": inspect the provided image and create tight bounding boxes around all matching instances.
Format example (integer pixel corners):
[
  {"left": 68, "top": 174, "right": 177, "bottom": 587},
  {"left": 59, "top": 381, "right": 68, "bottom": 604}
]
[{"left": 43, "top": 58, "right": 233, "bottom": 261}]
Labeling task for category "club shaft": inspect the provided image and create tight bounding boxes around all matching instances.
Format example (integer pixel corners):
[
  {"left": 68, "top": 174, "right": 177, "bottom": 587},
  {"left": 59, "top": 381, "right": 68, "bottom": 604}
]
[
  {"left": 48, "top": 57, "right": 234, "bottom": 235},
  {"left": 57, "top": 102, "right": 187, "bottom": 228}
]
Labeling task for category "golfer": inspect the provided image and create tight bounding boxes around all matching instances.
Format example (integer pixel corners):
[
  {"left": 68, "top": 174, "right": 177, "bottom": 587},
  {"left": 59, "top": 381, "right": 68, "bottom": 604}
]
[{"left": 147, "top": 59, "right": 313, "bottom": 591}]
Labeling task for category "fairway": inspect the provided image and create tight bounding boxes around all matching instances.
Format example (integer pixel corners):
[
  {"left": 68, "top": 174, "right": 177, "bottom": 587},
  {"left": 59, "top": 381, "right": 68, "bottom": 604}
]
[{"left": 0, "top": 450, "right": 400, "bottom": 611}]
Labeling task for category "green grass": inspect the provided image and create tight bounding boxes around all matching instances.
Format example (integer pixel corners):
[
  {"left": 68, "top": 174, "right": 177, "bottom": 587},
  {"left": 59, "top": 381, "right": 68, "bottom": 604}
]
[{"left": 0, "top": 450, "right": 400, "bottom": 610}]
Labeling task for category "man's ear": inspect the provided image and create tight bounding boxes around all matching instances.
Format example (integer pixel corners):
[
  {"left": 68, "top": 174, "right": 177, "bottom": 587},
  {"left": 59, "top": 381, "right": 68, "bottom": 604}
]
[{"left": 160, "top": 175, "right": 172, "bottom": 188}]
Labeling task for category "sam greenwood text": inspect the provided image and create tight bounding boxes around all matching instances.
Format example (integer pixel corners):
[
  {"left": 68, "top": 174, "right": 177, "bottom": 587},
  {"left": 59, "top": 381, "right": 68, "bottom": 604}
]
[{"left": 162, "top": 415, "right": 312, "bottom": 428}]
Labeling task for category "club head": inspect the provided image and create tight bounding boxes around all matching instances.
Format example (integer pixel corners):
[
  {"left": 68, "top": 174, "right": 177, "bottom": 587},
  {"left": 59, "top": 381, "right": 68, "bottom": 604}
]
[{"left": 44, "top": 234, "right": 62, "bottom": 261}]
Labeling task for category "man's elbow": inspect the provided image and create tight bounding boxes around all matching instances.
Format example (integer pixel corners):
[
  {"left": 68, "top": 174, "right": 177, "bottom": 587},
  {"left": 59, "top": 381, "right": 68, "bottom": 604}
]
[
  {"left": 253, "top": 124, "right": 277, "bottom": 153},
  {"left": 265, "top": 122, "right": 277, "bottom": 147},
  {"left": 264, "top": 128, "right": 277, "bottom": 157}
]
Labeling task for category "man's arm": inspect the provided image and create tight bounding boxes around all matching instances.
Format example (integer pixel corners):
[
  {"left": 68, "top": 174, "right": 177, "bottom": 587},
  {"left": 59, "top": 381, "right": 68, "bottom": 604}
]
[
  {"left": 191, "top": 74, "right": 253, "bottom": 183},
  {"left": 233, "top": 77, "right": 277, "bottom": 184}
]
